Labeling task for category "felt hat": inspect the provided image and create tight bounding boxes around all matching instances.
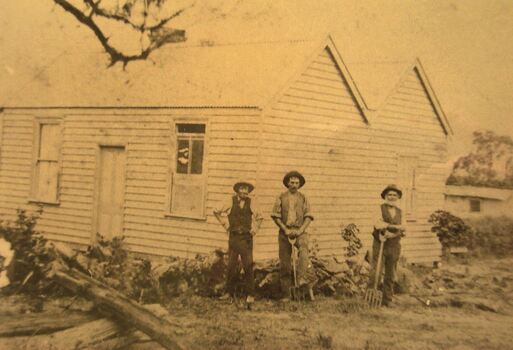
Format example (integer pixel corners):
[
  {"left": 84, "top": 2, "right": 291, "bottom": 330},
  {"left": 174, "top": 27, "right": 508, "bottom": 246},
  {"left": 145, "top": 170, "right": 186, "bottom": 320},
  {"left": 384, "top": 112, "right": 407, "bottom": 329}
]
[
  {"left": 282, "top": 170, "right": 306, "bottom": 188},
  {"left": 381, "top": 184, "right": 402, "bottom": 199},
  {"left": 233, "top": 181, "right": 255, "bottom": 193}
]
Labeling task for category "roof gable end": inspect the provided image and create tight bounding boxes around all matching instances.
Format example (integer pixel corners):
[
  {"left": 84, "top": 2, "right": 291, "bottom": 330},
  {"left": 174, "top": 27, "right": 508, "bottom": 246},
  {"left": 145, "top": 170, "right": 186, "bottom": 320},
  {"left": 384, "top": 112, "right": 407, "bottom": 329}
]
[{"left": 262, "top": 34, "right": 371, "bottom": 124}]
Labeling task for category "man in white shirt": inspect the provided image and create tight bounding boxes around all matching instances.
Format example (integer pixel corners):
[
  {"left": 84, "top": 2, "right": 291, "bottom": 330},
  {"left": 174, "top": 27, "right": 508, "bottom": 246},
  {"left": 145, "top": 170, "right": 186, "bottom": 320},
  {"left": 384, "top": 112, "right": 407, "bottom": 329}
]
[{"left": 271, "top": 171, "right": 314, "bottom": 301}]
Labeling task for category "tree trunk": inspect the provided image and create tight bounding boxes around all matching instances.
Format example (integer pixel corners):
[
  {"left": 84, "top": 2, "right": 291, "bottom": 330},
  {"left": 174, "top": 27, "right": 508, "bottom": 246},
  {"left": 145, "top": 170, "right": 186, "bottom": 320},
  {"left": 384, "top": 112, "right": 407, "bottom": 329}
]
[
  {"left": 0, "top": 311, "right": 96, "bottom": 337},
  {"left": 52, "top": 268, "right": 185, "bottom": 350}
]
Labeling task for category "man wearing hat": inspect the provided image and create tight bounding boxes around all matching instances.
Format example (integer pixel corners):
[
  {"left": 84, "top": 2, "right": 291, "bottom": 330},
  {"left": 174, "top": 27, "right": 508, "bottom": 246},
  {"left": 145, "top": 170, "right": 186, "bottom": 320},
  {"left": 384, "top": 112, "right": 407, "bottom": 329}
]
[
  {"left": 271, "top": 171, "right": 314, "bottom": 301},
  {"left": 214, "top": 181, "right": 263, "bottom": 304},
  {"left": 371, "top": 184, "right": 406, "bottom": 306}
]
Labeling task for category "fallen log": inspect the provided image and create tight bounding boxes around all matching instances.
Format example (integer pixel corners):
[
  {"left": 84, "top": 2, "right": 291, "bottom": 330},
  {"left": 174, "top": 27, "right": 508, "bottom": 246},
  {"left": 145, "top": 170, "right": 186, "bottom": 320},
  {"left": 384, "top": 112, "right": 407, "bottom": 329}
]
[
  {"left": 0, "top": 318, "right": 129, "bottom": 350},
  {"left": 51, "top": 268, "right": 185, "bottom": 350},
  {"left": 0, "top": 311, "right": 96, "bottom": 337}
]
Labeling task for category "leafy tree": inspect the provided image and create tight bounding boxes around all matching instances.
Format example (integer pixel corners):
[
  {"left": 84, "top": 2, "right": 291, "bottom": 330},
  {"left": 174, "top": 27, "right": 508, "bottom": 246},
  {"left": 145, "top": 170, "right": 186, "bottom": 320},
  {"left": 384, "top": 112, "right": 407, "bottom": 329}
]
[{"left": 447, "top": 130, "right": 513, "bottom": 189}]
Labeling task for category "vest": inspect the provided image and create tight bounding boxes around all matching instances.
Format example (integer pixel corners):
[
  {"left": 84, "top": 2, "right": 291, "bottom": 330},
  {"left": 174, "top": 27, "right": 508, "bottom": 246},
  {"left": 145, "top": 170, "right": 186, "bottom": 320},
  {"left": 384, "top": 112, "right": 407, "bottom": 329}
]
[
  {"left": 373, "top": 203, "right": 402, "bottom": 245},
  {"left": 279, "top": 191, "right": 308, "bottom": 228},
  {"left": 228, "top": 196, "right": 252, "bottom": 233}
]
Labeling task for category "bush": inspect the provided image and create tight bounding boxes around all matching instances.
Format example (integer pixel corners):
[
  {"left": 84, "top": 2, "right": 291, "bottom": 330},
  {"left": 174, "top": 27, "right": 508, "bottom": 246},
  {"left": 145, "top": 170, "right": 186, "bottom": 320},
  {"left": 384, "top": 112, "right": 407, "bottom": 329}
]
[
  {"left": 83, "top": 234, "right": 161, "bottom": 303},
  {"left": 0, "top": 208, "right": 57, "bottom": 294},
  {"left": 340, "top": 224, "right": 362, "bottom": 258},
  {"left": 466, "top": 216, "right": 513, "bottom": 257},
  {"left": 428, "top": 210, "right": 475, "bottom": 251}
]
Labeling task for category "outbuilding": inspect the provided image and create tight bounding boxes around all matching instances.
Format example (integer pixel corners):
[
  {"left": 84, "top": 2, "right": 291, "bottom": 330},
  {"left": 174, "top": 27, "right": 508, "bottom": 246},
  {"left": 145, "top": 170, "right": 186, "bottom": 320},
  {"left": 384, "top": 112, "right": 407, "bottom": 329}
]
[{"left": 445, "top": 185, "right": 513, "bottom": 218}]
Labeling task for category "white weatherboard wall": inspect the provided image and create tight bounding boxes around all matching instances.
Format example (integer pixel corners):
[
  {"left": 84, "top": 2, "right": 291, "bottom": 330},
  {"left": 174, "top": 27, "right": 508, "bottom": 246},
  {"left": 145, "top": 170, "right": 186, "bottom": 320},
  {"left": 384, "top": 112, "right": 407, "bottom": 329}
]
[
  {"left": 372, "top": 67, "right": 449, "bottom": 263},
  {"left": 0, "top": 109, "right": 261, "bottom": 258},
  {"left": 255, "top": 50, "right": 448, "bottom": 264}
]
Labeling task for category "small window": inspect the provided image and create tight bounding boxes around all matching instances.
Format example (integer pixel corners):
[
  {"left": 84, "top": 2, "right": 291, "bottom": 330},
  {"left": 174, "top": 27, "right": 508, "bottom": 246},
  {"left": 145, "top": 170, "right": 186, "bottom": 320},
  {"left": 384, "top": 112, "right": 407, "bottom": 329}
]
[
  {"left": 31, "top": 121, "right": 61, "bottom": 203},
  {"left": 469, "top": 199, "right": 481, "bottom": 212},
  {"left": 169, "top": 123, "right": 207, "bottom": 218}
]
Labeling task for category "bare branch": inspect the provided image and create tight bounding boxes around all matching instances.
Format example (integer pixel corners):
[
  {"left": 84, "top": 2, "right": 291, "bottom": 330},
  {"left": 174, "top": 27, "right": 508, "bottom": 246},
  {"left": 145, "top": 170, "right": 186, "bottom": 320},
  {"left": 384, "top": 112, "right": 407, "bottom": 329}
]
[{"left": 53, "top": 0, "right": 187, "bottom": 67}]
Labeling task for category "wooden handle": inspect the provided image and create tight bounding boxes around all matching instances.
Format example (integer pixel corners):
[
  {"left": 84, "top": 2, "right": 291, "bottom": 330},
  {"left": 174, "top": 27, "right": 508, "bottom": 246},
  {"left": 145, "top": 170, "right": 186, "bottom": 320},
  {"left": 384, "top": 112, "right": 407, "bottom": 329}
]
[{"left": 373, "top": 239, "right": 385, "bottom": 290}]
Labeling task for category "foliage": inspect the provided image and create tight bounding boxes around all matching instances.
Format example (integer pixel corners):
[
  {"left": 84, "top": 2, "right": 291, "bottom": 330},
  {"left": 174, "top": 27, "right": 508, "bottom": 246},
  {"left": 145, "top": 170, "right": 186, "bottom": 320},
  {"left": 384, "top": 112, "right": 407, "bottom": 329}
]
[
  {"left": 83, "top": 234, "right": 160, "bottom": 303},
  {"left": 0, "top": 209, "right": 57, "bottom": 294},
  {"left": 340, "top": 223, "right": 363, "bottom": 258},
  {"left": 428, "top": 210, "right": 475, "bottom": 250},
  {"left": 447, "top": 130, "right": 513, "bottom": 189},
  {"left": 467, "top": 216, "right": 513, "bottom": 257},
  {"left": 159, "top": 249, "right": 227, "bottom": 298}
]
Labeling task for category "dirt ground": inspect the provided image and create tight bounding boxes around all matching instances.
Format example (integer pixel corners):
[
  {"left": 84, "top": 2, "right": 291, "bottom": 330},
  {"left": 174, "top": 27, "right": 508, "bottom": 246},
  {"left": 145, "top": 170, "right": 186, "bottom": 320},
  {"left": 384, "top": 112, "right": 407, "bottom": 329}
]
[{"left": 1, "top": 256, "right": 513, "bottom": 350}]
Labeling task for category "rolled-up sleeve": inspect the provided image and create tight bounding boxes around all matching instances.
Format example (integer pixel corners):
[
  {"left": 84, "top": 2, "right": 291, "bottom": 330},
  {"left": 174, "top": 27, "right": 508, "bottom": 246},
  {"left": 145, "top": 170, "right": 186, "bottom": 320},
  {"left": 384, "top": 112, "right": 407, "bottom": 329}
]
[
  {"left": 270, "top": 196, "right": 282, "bottom": 219},
  {"left": 250, "top": 199, "right": 264, "bottom": 231},
  {"left": 303, "top": 195, "right": 314, "bottom": 221}
]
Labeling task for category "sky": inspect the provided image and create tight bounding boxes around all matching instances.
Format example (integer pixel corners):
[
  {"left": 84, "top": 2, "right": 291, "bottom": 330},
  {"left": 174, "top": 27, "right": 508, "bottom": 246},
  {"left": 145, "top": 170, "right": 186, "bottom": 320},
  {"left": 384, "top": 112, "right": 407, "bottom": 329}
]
[{"left": 1, "top": 0, "right": 512, "bottom": 160}]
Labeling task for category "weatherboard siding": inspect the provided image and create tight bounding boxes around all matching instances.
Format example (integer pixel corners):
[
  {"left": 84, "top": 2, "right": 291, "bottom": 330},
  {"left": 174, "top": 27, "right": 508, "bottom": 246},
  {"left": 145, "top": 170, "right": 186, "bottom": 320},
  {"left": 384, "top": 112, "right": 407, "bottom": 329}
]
[
  {"left": 372, "top": 67, "right": 449, "bottom": 263},
  {"left": 256, "top": 50, "right": 447, "bottom": 263},
  {"left": 0, "top": 109, "right": 261, "bottom": 258}
]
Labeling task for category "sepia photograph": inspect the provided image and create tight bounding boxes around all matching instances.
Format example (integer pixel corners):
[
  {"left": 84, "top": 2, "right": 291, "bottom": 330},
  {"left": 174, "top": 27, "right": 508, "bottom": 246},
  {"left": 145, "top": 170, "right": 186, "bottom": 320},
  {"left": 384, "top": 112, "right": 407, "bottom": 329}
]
[{"left": 0, "top": 0, "right": 512, "bottom": 349}]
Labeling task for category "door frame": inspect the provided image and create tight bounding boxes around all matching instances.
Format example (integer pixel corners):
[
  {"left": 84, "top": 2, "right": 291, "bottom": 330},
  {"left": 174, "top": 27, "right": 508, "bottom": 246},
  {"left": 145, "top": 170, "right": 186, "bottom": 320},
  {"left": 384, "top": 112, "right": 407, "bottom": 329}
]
[{"left": 91, "top": 143, "right": 127, "bottom": 243}]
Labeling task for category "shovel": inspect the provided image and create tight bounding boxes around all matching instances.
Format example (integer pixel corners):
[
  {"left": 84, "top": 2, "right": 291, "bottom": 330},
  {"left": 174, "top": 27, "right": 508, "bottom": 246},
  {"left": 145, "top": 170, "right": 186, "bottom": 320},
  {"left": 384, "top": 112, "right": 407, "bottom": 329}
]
[
  {"left": 365, "top": 237, "right": 385, "bottom": 308},
  {"left": 288, "top": 237, "right": 304, "bottom": 302}
]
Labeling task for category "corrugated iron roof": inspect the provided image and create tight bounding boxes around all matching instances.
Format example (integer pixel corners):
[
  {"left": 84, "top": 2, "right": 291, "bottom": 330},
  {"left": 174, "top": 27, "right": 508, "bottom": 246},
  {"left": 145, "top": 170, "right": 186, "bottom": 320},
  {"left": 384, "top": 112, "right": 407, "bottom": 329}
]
[
  {"left": 445, "top": 185, "right": 513, "bottom": 201},
  {"left": 0, "top": 40, "right": 318, "bottom": 108}
]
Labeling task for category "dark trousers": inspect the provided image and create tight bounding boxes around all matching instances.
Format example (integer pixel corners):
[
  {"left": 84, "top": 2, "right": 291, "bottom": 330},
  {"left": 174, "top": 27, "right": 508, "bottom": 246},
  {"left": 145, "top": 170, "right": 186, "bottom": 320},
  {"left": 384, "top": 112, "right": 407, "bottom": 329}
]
[
  {"left": 226, "top": 233, "right": 254, "bottom": 296},
  {"left": 371, "top": 238, "right": 401, "bottom": 304},
  {"left": 278, "top": 232, "right": 309, "bottom": 297}
]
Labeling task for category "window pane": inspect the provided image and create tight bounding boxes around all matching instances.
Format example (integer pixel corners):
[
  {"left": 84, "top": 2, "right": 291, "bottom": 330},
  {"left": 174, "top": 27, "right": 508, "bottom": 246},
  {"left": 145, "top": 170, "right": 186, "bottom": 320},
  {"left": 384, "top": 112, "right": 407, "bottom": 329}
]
[
  {"left": 177, "top": 124, "right": 205, "bottom": 134},
  {"left": 39, "top": 124, "right": 60, "bottom": 160},
  {"left": 176, "top": 139, "right": 189, "bottom": 174},
  {"left": 191, "top": 140, "right": 204, "bottom": 174},
  {"left": 171, "top": 182, "right": 204, "bottom": 216},
  {"left": 36, "top": 161, "right": 58, "bottom": 202},
  {"left": 470, "top": 199, "right": 481, "bottom": 212}
]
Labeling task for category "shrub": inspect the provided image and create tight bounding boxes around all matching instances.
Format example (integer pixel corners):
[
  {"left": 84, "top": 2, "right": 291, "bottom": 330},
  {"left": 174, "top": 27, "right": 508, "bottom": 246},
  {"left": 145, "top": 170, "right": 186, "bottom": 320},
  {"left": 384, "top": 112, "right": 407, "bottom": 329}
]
[
  {"left": 0, "top": 208, "right": 57, "bottom": 294},
  {"left": 428, "top": 210, "right": 475, "bottom": 251},
  {"left": 83, "top": 234, "right": 161, "bottom": 303},
  {"left": 340, "top": 223, "right": 363, "bottom": 258},
  {"left": 466, "top": 216, "right": 513, "bottom": 257}
]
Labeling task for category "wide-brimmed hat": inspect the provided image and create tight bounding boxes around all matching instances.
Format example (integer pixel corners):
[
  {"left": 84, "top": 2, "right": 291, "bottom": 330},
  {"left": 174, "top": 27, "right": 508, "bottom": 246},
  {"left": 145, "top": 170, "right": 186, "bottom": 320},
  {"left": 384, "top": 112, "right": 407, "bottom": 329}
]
[
  {"left": 283, "top": 171, "right": 306, "bottom": 188},
  {"left": 233, "top": 181, "right": 255, "bottom": 193},
  {"left": 381, "top": 184, "right": 402, "bottom": 199}
]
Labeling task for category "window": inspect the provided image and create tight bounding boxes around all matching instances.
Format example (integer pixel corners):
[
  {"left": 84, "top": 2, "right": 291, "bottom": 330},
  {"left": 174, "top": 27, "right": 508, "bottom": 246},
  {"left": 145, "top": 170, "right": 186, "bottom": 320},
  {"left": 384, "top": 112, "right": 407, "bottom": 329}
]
[
  {"left": 398, "top": 156, "right": 418, "bottom": 215},
  {"left": 169, "top": 123, "right": 206, "bottom": 218},
  {"left": 469, "top": 199, "right": 481, "bottom": 212},
  {"left": 31, "top": 121, "right": 62, "bottom": 203}
]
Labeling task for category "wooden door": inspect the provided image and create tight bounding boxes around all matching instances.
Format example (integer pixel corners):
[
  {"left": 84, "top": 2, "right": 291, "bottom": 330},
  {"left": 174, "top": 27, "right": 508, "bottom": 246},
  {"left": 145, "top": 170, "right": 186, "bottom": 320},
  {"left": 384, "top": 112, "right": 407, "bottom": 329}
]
[{"left": 95, "top": 146, "right": 126, "bottom": 240}]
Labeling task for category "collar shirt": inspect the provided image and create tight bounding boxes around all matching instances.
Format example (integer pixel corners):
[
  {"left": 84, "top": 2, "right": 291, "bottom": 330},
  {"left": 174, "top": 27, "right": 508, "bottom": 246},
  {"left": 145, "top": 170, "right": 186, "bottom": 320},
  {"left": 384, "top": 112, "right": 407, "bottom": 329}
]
[{"left": 271, "top": 190, "right": 314, "bottom": 228}]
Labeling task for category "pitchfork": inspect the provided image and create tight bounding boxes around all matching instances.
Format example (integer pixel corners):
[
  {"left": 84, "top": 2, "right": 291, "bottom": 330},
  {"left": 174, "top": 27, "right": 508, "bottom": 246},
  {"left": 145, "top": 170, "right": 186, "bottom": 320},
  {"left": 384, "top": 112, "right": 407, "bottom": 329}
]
[{"left": 365, "top": 237, "right": 385, "bottom": 308}]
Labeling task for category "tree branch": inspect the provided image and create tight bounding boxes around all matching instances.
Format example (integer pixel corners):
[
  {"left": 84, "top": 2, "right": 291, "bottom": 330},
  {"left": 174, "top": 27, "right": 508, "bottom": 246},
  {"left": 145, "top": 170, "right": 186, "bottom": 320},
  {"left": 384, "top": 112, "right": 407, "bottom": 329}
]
[{"left": 53, "top": 0, "right": 187, "bottom": 67}]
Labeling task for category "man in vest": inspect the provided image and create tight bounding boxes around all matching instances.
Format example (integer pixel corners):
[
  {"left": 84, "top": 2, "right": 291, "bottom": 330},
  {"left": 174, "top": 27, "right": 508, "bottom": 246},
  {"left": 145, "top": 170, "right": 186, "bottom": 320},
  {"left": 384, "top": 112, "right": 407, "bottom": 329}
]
[
  {"left": 214, "top": 181, "right": 263, "bottom": 304},
  {"left": 271, "top": 171, "right": 314, "bottom": 301},
  {"left": 371, "top": 184, "right": 406, "bottom": 307}
]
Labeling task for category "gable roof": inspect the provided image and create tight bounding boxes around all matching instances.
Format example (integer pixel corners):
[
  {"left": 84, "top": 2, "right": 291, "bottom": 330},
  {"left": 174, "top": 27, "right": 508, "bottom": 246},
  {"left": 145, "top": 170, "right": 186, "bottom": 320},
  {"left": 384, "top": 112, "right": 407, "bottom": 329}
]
[
  {"left": 445, "top": 185, "right": 513, "bottom": 201},
  {"left": 0, "top": 40, "right": 320, "bottom": 108},
  {"left": 348, "top": 58, "right": 453, "bottom": 135},
  {"left": 261, "top": 35, "right": 371, "bottom": 123},
  {"left": 0, "top": 35, "right": 451, "bottom": 136}
]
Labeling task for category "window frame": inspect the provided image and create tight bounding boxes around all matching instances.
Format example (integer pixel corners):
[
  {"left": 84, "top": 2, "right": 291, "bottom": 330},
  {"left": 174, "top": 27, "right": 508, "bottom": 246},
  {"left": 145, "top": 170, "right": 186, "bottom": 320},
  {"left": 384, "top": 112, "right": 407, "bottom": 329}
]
[
  {"left": 29, "top": 117, "right": 63, "bottom": 205},
  {"left": 397, "top": 154, "right": 419, "bottom": 217},
  {"left": 165, "top": 118, "right": 209, "bottom": 220},
  {"left": 469, "top": 198, "right": 481, "bottom": 213}
]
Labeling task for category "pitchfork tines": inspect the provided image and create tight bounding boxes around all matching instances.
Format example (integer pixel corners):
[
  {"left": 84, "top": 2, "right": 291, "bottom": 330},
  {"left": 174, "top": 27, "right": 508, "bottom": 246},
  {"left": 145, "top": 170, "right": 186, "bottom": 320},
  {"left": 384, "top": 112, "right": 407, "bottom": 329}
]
[{"left": 365, "top": 238, "right": 385, "bottom": 308}]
